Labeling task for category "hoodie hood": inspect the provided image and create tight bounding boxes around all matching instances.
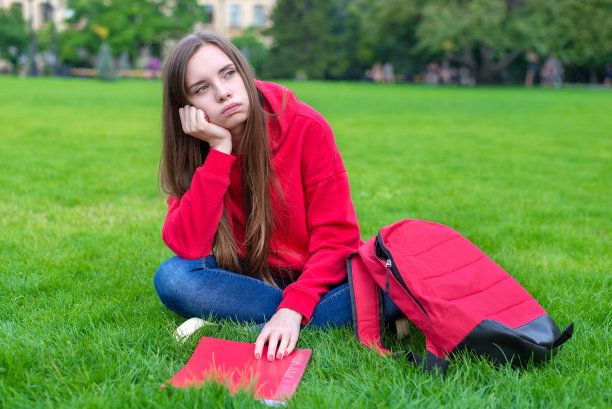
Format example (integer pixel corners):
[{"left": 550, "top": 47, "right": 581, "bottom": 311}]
[{"left": 255, "top": 80, "right": 298, "bottom": 149}]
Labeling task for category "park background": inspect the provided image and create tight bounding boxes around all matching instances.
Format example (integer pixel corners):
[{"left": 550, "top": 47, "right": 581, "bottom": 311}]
[
  {"left": 1, "top": 0, "right": 612, "bottom": 84},
  {"left": 1, "top": 1, "right": 611, "bottom": 408}
]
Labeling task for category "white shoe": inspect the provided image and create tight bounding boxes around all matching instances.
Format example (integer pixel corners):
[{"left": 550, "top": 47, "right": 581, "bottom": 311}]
[{"left": 173, "top": 317, "right": 213, "bottom": 342}]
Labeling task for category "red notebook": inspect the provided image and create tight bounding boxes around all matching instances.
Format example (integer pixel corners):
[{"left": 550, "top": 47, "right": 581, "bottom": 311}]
[{"left": 164, "top": 336, "right": 311, "bottom": 404}]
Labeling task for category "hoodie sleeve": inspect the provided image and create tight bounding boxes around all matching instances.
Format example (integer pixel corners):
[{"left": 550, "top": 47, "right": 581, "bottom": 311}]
[
  {"left": 162, "top": 149, "right": 236, "bottom": 259},
  {"left": 277, "top": 112, "right": 361, "bottom": 323}
]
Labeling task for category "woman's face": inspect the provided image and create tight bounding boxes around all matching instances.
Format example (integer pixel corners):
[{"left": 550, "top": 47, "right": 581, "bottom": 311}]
[{"left": 184, "top": 44, "right": 250, "bottom": 137}]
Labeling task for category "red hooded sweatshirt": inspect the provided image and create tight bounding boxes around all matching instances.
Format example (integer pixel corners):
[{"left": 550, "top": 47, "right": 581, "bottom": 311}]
[{"left": 161, "top": 80, "right": 361, "bottom": 323}]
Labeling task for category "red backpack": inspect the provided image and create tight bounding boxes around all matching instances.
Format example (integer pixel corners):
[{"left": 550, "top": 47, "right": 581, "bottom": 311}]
[{"left": 347, "top": 219, "right": 573, "bottom": 375}]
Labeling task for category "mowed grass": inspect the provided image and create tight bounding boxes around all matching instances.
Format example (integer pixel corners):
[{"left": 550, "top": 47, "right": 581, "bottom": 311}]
[{"left": 0, "top": 76, "right": 610, "bottom": 408}]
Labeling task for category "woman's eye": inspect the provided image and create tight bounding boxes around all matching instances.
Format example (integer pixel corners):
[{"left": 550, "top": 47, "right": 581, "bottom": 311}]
[
  {"left": 194, "top": 85, "right": 208, "bottom": 94},
  {"left": 225, "top": 69, "right": 235, "bottom": 78}
]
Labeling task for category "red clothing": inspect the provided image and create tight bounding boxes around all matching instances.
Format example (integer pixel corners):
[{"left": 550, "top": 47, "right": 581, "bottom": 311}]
[{"left": 162, "top": 80, "right": 361, "bottom": 323}]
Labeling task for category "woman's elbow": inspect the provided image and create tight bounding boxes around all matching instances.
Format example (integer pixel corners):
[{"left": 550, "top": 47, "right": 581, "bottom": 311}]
[{"left": 162, "top": 229, "right": 210, "bottom": 260}]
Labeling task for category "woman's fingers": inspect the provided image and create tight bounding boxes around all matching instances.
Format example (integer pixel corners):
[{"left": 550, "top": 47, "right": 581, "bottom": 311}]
[
  {"left": 253, "top": 308, "right": 302, "bottom": 361},
  {"left": 179, "top": 105, "right": 199, "bottom": 134},
  {"left": 196, "top": 108, "right": 206, "bottom": 126},
  {"left": 177, "top": 105, "right": 232, "bottom": 153},
  {"left": 255, "top": 329, "right": 292, "bottom": 361},
  {"left": 266, "top": 332, "right": 281, "bottom": 361},
  {"left": 266, "top": 330, "right": 296, "bottom": 361},
  {"left": 285, "top": 332, "right": 299, "bottom": 357},
  {"left": 276, "top": 333, "right": 291, "bottom": 360},
  {"left": 178, "top": 107, "right": 187, "bottom": 133},
  {"left": 254, "top": 327, "right": 269, "bottom": 360},
  {"left": 189, "top": 104, "right": 198, "bottom": 131}
]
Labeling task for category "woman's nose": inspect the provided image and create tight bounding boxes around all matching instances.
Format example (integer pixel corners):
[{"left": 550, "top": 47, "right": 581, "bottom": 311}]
[{"left": 216, "top": 85, "right": 232, "bottom": 102}]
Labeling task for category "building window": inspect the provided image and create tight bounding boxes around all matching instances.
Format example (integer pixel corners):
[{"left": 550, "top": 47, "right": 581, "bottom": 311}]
[
  {"left": 229, "top": 4, "right": 241, "bottom": 27},
  {"left": 40, "top": 2, "right": 53, "bottom": 23},
  {"left": 203, "top": 4, "right": 214, "bottom": 24},
  {"left": 253, "top": 5, "right": 265, "bottom": 27}
]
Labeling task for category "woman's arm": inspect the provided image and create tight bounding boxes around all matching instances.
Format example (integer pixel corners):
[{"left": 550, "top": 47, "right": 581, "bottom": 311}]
[
  {"left": 254, "top": 115, "right": 360, "bottom": 359},
  {"left": 162, "top": 105, "right": 235, "bottom": 259},
  {"left": 278, "top": 113, "right": 361, "bottom": 323},
  {"left": 162, "top": 149, "right": 235, "bottom": 259}
]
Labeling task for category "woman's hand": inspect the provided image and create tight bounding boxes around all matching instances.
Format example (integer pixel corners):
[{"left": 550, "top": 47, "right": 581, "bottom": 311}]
[
  {"left": 179, "top": 105, "right": 232, "bottom": 154},
  {"left": 254, "top": 308, "right": 303, "bottom": 361}
]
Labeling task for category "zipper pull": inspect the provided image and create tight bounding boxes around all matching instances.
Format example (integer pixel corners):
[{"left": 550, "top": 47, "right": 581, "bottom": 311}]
[{"left": 385, "top": 259, "right": 392, "bottom": 294}]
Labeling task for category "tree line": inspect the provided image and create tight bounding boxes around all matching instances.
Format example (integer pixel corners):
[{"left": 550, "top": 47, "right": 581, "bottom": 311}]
[
  {"left": 264, "top": 0, "right": 612, "bottom": 84},
  {"left": 1, "top": 0, "right": 611, "bottom": 84}
]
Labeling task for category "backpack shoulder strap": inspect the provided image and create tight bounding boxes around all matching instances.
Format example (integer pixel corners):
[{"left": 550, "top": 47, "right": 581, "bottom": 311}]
[
  {"left": 393, "top": 350, "right": 449, "bottom": 377},
  {"left": 347, "top": 253, "right": 390, "bottom": 356},
  {"left": 551, "top": 322, "right": 574, "bottom": 349}
]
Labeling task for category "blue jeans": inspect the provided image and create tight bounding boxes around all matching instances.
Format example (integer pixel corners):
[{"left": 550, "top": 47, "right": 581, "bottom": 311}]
[{"left": 154, "top": 256, "right": 403, "bottom": 328}]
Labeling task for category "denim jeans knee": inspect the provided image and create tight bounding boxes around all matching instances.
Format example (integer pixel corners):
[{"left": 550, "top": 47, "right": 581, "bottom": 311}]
[{"left": 153, "top": 256, "right": 212, "bottom": 318}]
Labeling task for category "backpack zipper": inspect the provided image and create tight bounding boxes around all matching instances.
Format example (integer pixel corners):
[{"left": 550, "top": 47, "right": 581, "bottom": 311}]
[
  {"left": 376, "top": 233, "right": 430, "bottom": 319},
  {"left": 384, "top": 259, "right": 392, "bottom": 294}
]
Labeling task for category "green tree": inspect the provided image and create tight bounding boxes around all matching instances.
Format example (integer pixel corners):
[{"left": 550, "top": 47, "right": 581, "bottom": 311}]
[
  {"left": 412, "top": 0, "right": 539, "bottom": 83},
  {"left": 0, "top": 6, "right": 28, "bottom": 74},
  {"left": 266, "top": 0, "right": 365, "bottom": 79},
  {"left": 266, "top": 0, "right": 334, "bottom": 79},
  {"left": 327, "top": 0, "right": 368, "bottom": 79},
  {"left": 96, "top": 43, "right": 117, "bottom": 80},
  {"left": 552, "top": 0, "right": 612, "bottom": 81},
  {"left": 368, "top": 0, "right": 612, "bottom": 84},
  {"left": 266, "top": 0, "right": 434, "bottom": 80},
  {"left": 355, "top": 0, "right": 427, "bottom": 79},
  {"left": 58, "top": 28, "right": 97, "bottom": 68},
  {"left": 231, "top": 28, "right": 268, "bottom": 78},
  {"left": 62, "top": 0, "right": 202, "bottom": 67}
]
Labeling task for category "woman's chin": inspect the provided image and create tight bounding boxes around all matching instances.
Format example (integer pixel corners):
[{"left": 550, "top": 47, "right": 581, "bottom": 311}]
[{"left": 226, "top": 118, "right": 247, "bottom": 138}]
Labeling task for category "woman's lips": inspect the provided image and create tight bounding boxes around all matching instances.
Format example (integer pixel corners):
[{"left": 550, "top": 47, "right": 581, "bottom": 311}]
[{"left": 221, "top": 103, "right": 241, "bottom": 116}]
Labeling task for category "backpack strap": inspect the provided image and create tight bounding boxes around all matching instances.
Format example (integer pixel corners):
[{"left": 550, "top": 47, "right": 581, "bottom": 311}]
[
  {"left": 347, "top": 253, "right": 390, "bottom": 356},
  {"left": 393, "top": 350, "right": 449, "bottom": 377},
  {"left": 551, "top": 322, "right": 574, "bottom": 349}
]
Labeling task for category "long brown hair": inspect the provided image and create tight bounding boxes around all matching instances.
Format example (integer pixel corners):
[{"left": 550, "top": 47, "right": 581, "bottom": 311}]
[{"left": 159, "top": 30, "right": 281, "bottom": 286}]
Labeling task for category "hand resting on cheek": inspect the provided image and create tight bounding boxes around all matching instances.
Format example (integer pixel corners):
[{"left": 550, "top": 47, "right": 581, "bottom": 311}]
[{"left": 179, "top": 105, "right": 233, "bottom": 155}]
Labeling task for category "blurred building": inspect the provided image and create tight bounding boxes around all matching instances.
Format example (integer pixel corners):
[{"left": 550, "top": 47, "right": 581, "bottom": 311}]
[
  {"left": 196, "top": 0, "right": 275, "bottom": 38},
  {"left": 1, "top": 0, "right": 67, "bottom": 30},
  {"left": 1, "top": 1, "right": 275, "bottom": 37}
]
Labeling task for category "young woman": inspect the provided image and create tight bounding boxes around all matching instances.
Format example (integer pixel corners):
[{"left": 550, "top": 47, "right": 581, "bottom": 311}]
[{"left": 154, "top": 30, "right": 402, "bottom": 362}]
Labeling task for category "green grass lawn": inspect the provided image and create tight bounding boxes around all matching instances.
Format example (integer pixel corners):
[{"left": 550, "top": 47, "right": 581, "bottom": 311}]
[{"left": 0, "top": 76, "right": 610, "bottom": 408}]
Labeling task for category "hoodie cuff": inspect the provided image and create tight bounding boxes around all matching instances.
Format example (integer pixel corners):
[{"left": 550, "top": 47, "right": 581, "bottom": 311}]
[
  {"left": 277, "top": 289, "right": 318, "bottom": 325},
  {"left": 200, "top": 148, "right": 236, "bottom": 180}
]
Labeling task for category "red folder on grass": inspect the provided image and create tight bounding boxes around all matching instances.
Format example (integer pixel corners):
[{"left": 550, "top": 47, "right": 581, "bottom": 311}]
[{"left": 164, "top": 336, "right": 311, "bottom": 404}]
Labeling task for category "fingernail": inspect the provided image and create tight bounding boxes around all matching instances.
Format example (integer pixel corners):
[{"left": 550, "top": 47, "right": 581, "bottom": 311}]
[
  {"left": 284, "top": 351, "right": 289, "bottom": 357},
  {"left": 268, "top": 354, "right": 274, "bottom": 361},
  {"left": 277, "top": 352, "right": 283, "bottom": 360},
  {"left": 255, "top": 353, "right": 261, "bottom": 359}
]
